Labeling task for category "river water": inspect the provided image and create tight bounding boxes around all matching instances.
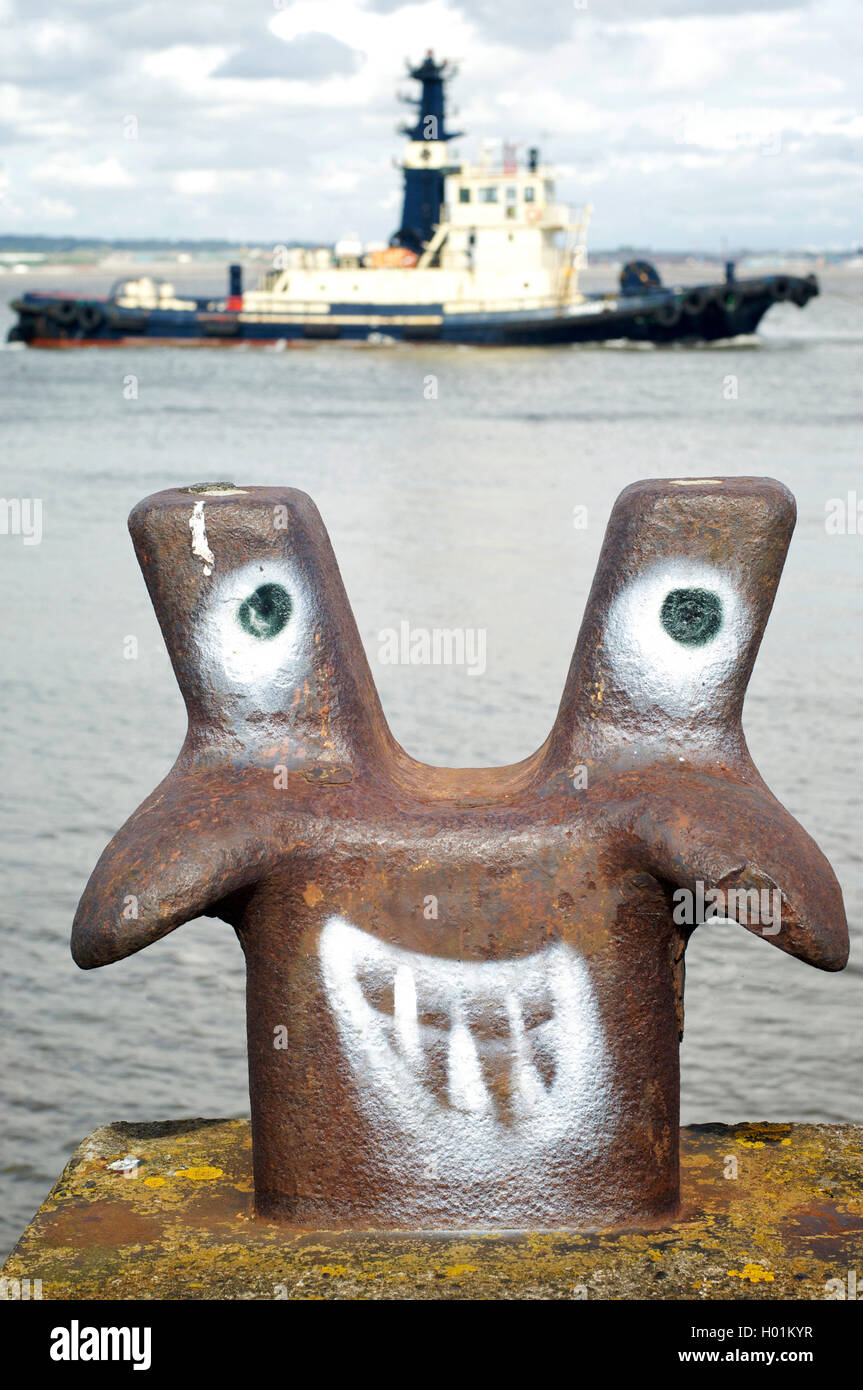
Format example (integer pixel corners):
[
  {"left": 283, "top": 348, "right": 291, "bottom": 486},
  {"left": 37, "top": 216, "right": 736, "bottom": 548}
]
[{"left": 1, "top": 266, "right": 861, "bottom": 1256}]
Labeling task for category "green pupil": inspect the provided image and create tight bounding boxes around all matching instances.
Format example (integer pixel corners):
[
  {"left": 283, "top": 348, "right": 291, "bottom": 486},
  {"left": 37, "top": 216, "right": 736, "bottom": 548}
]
[
  {"left": 237, "top": 583, "right": 292, "bottom": 640},
  {"left": 660, "top": 587, "right": 722, "bottom": 646}
]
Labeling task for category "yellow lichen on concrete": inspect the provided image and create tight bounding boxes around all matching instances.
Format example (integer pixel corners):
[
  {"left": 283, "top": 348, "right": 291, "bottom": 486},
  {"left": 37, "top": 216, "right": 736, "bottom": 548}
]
[
  {"left": 728, "top": 1263, "right": 775, "bottom": 1283},
  {"left": 2, "top": 1120, "right": 862, "bottom": 1300},
  {"left": 735, "top": 1123, "right": 794, "bottom": 1150}
]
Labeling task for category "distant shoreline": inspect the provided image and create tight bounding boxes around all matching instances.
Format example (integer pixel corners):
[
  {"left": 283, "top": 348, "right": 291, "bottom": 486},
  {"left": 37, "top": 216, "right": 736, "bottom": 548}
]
[{"left": 1, "top": 235, "right": 860, "bottom": 280}]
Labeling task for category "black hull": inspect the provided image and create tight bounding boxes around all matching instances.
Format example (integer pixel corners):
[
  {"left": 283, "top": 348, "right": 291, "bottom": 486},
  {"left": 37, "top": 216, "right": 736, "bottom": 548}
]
[
  {"left": 8, "top": 274, "right": 818, "bottom": 348},
  {"left": 493, "top": 290, "right": 779, "bottom": 346}
]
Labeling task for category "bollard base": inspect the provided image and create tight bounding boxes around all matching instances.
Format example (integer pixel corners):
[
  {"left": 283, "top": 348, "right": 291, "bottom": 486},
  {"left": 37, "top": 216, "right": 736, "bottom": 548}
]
[{"left": 3, "top": 1119, "right": 862, "bottom": 1300}]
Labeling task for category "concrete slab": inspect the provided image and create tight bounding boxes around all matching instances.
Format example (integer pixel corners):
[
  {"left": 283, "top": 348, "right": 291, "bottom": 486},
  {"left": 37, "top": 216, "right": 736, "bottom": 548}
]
[{"left": 3, "top": 1119, "right": 862, "bottom": 1300}]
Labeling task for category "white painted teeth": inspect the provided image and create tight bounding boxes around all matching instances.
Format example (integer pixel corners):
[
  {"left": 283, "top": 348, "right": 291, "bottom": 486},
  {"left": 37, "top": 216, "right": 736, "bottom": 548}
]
[
  {"left": 393, "top": 963, "right": 419, "bottom": 1059},
  {"left": 355, "top": 939, "right": 558, "bottom": 1118},
  {"left": 447, "top": 1012, "right": 491, "bottom": 1114},
  {"left": 321, "top": 917, "right": 596, "bottom": 1124},
  {"left": 319, "top": 916, "right": 612, "bottom": 1215},
  {"left": 506, "top": 991, "right": 543, "bottom": 1119}
]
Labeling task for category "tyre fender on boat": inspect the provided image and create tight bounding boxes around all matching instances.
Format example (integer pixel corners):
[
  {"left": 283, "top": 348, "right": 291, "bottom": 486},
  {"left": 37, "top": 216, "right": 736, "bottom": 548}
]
[
  {"left": 77, "top": 304, "right": 106, "bottom": 335},
  {"left": 51, "top": 300, "right": 79, "bottom": 327},
  {"left": 791, "top": 274, "right": 818, "bottom": 307},
  {"left": 655, "top": 299, "right": 681, "bottom": 326},
  {"left": 771, "top": 276, "right": 792, "bottom": 301},
  {"left": 682, "top": 287, "right": 711, "bottom": 315}
]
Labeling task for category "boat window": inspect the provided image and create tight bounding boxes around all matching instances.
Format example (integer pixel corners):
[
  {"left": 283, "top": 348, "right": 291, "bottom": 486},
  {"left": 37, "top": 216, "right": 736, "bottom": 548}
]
[
  {"left": 458, "top": 187, "right": 471, "bottom": 203},
  {"left": 524, "top": 186, "right": 536, "bottom": 203},
  {"left": 505, "top": 186, "right": 517, "bottom": 202},
  {"left": 479, "top": 185, "right": 498, "bottom": 203}
]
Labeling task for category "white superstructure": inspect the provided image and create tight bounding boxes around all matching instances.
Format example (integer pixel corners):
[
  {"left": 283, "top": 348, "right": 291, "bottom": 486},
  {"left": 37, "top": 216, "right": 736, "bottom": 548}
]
[{"left": 243, "top": 151, "right": 591, "bottom": 319}]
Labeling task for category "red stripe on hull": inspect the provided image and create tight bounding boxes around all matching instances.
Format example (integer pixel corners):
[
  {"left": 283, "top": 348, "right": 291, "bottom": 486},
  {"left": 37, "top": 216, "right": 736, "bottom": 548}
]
[{"left": 25, "top": 337, "right": 386, "bottom": 349}]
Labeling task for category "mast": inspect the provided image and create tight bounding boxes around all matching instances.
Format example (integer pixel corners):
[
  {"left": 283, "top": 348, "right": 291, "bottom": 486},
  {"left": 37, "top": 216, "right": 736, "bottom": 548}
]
[{"left": 391, "top": 51, "right": 461, "bottom": 255}]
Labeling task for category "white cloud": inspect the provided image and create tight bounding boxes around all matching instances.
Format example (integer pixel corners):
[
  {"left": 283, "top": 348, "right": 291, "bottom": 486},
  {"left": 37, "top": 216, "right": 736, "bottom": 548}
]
[
  {"left": 138, "top": 45, "right": 229, "bottom": 83},
  {"left": 0, "top": 0, "right": 859, "bottom": 247},
  {"left": 38, "top": 195, "right": 75, "bottom": 218},
  {"left": 28, "top": 155, "right": 135, "bottom": 188},
  {"left": 313, "top": 168, "right": 362, "bottom": 194},
  {"left": 172, "top": 168, "right": 220, "bottom": 195}
]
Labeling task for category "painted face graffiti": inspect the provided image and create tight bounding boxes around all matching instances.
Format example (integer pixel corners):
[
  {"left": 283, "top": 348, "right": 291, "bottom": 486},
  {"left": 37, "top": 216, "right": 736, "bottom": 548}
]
[{"left": 71, "top": 478, "right": 849, "bottom": 1230}]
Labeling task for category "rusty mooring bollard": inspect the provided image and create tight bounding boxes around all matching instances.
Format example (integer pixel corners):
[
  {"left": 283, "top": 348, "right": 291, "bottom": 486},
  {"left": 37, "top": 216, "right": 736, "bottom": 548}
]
[{"left": 72, "top": 478, "right": 849, "bottom": 1229}]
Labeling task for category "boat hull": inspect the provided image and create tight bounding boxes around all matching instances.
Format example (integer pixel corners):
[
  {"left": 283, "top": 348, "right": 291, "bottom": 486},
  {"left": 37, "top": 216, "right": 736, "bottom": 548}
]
[{"left": 8, "top": 274, "right": 818, "bottom": 348}]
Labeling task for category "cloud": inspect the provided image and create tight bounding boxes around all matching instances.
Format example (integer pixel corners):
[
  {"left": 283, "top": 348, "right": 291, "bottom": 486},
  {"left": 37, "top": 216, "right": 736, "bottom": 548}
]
[
  {"left": 366, "top": 0, "right": 814, "bottom": 49},
  {"left": 29, "top": 155, "right": 135, "bottom": 188},
  {"left": 0, "top": 0, "right": 858, "bottom": 248},
  {"left": 0, "top": 17, "right": 120, "bottom": 87},
  {"left": 215, "top": 31, "right": 365, "bottom": 81},
  {"left": 171, "top": 169, "right": 221, "bottom": 196},
  {"left": 38, "top": 195, "right": 75, "bottom": 219},
  {"left": 8, "top": 0, "right": 256, "bottom": 48}
]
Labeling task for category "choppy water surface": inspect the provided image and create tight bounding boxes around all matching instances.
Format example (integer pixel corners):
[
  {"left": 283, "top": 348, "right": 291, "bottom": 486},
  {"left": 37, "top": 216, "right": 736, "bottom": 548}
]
[{"left": 1, "top": 269, "right": 861, "bottom": 1255}]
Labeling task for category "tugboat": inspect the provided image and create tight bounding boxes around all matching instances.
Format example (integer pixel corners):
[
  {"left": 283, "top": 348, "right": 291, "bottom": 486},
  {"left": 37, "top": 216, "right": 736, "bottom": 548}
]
[{"left": 8, "top": 53, "right": 818, "bottom": 348}]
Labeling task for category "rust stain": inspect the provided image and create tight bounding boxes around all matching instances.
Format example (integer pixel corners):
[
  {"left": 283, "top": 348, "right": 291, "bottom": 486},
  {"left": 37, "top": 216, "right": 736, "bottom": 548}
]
[{"left": 37, "top": 1200, "right": 161, "bottom": 1250}]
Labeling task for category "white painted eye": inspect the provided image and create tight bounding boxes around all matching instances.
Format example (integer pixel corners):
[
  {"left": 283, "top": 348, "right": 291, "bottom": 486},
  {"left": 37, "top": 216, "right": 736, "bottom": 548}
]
[
  {"left": 194, "top": 559, "right": 306, "bottom": 702},
  {"left": 605, "top": 562, "right": 747, "bottom": 718}
]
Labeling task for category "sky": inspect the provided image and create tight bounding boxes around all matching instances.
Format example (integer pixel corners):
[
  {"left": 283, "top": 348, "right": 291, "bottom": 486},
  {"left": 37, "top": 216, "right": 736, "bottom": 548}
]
[{"left": 0, "top": 0, "right": 860, "bottom": 251}]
